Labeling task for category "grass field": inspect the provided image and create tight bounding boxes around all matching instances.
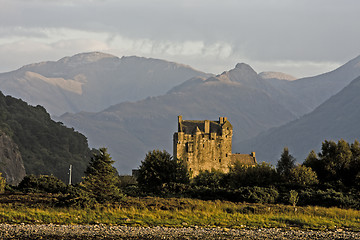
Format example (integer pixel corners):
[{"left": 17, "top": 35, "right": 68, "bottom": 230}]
[{"left": 0, "top": 193, "right": 358, "bottom": 230}]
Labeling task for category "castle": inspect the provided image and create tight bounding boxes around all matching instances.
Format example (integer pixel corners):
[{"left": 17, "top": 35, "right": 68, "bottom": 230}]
[{"left": 173, "top": 116, "right": 257, "bottom": 176}]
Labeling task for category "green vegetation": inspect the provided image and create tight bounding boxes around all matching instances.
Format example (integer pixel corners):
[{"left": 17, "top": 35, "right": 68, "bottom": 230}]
[
  {"left": 0, "top": 194, "right": 358, "bottom": 230},
  {"left": 80, "top": 148, "right": 124, "bottom": 203},
  {"left": 18, "top": 174, "right": 67, "bottom": 194},
  {"left": 0, "top": 141, "right": 358, "bottom": 231},
  {"left": 0, "top": 91, "right": 92, "bottom": 183},
  {"left": 137, "top": 150, "right": 190, "bottom": 195}
]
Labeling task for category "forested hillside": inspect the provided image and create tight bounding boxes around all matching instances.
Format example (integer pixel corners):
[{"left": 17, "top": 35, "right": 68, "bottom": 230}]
[{"left": 0, "top": 91, "right": 92, "bottom": 183}]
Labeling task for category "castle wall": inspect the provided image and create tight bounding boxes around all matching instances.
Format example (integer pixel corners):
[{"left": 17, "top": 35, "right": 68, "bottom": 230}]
[{"left": 173, "top": 117, "right": 234, "bottom": 176}]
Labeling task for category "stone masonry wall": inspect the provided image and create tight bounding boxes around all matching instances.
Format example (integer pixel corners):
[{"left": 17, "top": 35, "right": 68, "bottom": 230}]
[{"left": 173, "top": 117, "right": 233, "bottom": 176}]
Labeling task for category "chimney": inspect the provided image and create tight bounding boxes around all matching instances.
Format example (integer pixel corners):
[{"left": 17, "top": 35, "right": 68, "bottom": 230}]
[
  {"left": 251, "top": 152, "right": 256, "bottom": 158},
  {"left": 224, "top": 117, "right": 227, "bottom": 122},
  {"left": 219, "top": 117, "right": 224, "bottom": 124},
  {"left": 204, "top": 120, "right": 210, "bottom": 134},
  {"left": 178, "top": 115, "right": 183, "bottom": 132}
]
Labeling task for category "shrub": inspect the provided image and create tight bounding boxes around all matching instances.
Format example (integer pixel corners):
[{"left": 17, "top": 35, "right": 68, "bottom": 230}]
[
  {"left": 228, "top": 162, "right": 278, "bottom": 187},
  {"left": 234, "top": 186, "right": 279, "bottom": 204},
  {"left": 58, "top": 185, "right": 97, "bottom": 208},
  {"left": 18, "top": 174, "right": 66, "bottom": 193},
  {"left": 192, "top": 170, "right": 226, "bottom": 189}
]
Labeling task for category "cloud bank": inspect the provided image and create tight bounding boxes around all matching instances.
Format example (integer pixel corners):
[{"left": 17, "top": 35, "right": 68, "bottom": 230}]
[{"left": 0, "top": 0, "right": 359, "bottom": 77}]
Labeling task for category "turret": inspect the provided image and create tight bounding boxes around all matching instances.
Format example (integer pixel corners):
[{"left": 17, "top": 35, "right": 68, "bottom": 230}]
[{"left": 178, "top": 115, "right": 183, "bottom": 132}]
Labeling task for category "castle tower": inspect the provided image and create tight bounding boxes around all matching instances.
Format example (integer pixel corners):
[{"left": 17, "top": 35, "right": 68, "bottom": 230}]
[{"left": 173, "top": 116, "right": 233, "bottom": 176}]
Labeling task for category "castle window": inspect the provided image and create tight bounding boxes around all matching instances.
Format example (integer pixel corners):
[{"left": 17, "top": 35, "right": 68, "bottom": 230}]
[
  {"left": 226, "top": 153, "right": 228, "bottom": 157},
  {"left": 203, "top": 143, "right": 205, "bottom": 148},
  {"left": 219, "top": 159, "right": 222, "bottom": 163},
  {"left": 186, "top": 142, "right": 193, "bottom": 153}
]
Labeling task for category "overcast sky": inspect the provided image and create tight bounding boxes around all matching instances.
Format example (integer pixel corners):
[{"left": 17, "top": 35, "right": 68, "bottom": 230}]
[{"left": 0, "top": 0, "right": 359, "bottom": 78}]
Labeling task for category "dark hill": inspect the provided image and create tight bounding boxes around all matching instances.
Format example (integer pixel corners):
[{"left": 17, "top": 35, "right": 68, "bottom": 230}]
[{"left": 0, "top": 92, "right": 92, "bottom": 183}]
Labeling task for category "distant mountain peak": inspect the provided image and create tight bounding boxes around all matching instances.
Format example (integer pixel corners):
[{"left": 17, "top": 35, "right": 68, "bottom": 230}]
[
  {"left": 235, "top": 62, "right": 253, "bottom": 70},
  {"left": 215, "top": 63, "right": 258, "bottom": 84},
  {"left": 58, "top": 52, "right": 118, "bottom": 66}
]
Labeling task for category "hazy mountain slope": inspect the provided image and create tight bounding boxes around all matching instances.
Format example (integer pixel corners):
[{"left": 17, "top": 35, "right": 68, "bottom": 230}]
[
  {"left": 0, "top": 91, "right": 92, "bottom": 183},
  {"left": 60, "top": 64, "right": 299, "bottom": 174},
  {"left": 259, "top": 71, "right": 297, "bottom": 81},
  {"left": 237, "top": 75, "right": 360, "bottom": 165},
  {"left": 282, "top": 55, "right": 360, "bottom": 111},
  {"left": 0, "top": 52, "right": 210, "bottom": 116}
]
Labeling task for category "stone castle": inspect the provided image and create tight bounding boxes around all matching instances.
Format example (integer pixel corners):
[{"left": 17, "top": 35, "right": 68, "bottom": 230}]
[{"left": 173, "top": 116, "right": 256, "bottom": 176}]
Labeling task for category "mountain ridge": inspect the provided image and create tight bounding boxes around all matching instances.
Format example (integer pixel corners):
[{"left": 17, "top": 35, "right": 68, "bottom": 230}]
[
  {"left": 0, "top": 52, "right": 210, "bottom": 116},
  {"left": 237, "top": 75, "right": 360, "bottom": 165}
]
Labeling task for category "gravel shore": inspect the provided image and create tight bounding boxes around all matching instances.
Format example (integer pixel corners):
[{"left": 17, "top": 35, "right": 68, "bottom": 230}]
[{"left": 0, "top": 224, "right": 359, "bottom": 240}]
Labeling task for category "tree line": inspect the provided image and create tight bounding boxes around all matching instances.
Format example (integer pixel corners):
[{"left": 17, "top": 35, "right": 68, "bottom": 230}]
[{"left": 1, "top": 139, "right": 359, "bottom": 209}]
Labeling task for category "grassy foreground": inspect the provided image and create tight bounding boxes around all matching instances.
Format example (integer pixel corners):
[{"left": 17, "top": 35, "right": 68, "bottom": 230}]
[{"left": 0, "top": 193, "right": 358, "bottom": 231}]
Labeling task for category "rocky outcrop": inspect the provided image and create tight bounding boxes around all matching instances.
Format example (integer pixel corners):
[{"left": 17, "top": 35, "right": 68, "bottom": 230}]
[{"left": 0, "top": 131, "right": 26, "bottom": 185}]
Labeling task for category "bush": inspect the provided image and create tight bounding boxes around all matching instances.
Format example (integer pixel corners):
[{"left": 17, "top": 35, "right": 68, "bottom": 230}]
[
  {"left": 228, "top": 162, "right": 278, "bottom": 187},
  {"left": 18, "top": 174, "right": 67, "bottom": 193},
  {"left": 234, "top": 186, "right": 279, "bottom": 204},
  {"left": 298, "top": 188, "right": 360, "bottom": 209},
  {"left": 192, "top": 170, "right": 226, "bottom": 189},
  {"left": 58, "top": 185, "right": 97, "bottom": 208}
]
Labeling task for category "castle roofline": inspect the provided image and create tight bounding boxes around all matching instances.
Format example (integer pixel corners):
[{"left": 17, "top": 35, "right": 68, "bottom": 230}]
[{"left": 177, "top": 115, "right": 232, "bottom": 135}]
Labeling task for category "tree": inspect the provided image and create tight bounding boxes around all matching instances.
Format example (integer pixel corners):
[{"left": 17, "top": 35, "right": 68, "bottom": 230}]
[
  {"left": 277, "top": 147, "right": 296, "bottom": 177},
  {"left": 80, "top": 148, "right": 123, "bottom": 203},
  {"left": 289, "top": 190, "right": 299, "bottom": 208},
  {"left": 193, "top": 170, "right": 225, "bottom": 189},
  {"left": 303, "top": 150, "right": 321, "bottom": 176},
  {"left": 317, "top": 139, "right": 352, "bottom": 184},
  {"left": 350, "top": 140, "right": 360, "bottom": 186},
  {"left": 137, "top": 150, "right": 190, "bottom": 194},
  {"left": 288, "top": 165, "right": 318, "bottom": 186}
]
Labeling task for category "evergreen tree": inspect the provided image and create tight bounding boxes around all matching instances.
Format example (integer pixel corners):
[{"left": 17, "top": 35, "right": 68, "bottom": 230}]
[
  {"left": 277, "top": 147, "right": 296, "bottom": 177},
  {"left": 81, "top": 148, "right": 123, "bottom": 203}
]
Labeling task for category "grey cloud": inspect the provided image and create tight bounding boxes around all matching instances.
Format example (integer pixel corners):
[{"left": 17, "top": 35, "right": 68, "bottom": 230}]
[{"left": 0, "top": 0, "right": 359, "bottom": 76}]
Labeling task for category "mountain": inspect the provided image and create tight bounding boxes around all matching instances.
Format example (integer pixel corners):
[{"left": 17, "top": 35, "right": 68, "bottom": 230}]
[
  {"left": 0, "top": 131, "right": 25, "bottom": 185},
  {"left": 0, "top": 52, "right": 209, "bottom": 116},
  {"left": 259, "top": 72, "right": 297, "bottom": 81},
  {"left": 238, "top": 75, "right": 360, "bottom": 165},
  {"left": 276, "top": 55, "right": 360, "bottom": 112},
  {"left": 59, "top": 55, "right": 360, "bottom": 174},
  {"left": 0, "top": 91, "right": 92, "bottom": 183},
  {"left": 60, "top": 63, "right": 304, "bottom": 174}
]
